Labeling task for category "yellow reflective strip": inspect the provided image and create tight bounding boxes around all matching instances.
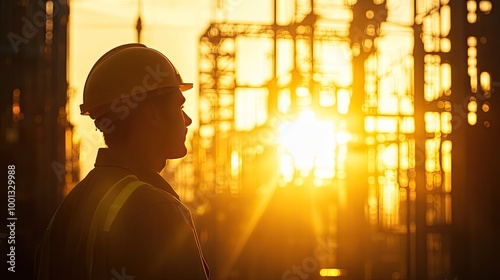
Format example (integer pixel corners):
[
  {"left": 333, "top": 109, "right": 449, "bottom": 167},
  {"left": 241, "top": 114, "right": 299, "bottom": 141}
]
[
  {"left": 86, "top": 175, "right": 138, "bottom": 280},
  {"left": 103, "top": 180, "right": 146, "bottom": 232}
]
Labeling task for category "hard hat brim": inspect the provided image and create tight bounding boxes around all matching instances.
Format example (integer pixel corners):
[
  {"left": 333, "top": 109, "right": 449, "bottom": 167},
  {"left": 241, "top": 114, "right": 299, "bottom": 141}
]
[{"left": 180, "top": 83, "right": 193, "bottom": 91}]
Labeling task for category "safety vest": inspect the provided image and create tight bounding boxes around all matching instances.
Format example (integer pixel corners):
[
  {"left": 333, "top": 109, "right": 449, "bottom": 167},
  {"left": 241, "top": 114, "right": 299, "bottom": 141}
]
[{"left": 37, "top": 174, "right": 200, "bottom": 279}]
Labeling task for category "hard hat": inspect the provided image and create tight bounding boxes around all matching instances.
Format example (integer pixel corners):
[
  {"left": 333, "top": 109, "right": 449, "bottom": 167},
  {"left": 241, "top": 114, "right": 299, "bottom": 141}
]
[{"left": 80, "top": 43, "right": 193, "bottom": 119}]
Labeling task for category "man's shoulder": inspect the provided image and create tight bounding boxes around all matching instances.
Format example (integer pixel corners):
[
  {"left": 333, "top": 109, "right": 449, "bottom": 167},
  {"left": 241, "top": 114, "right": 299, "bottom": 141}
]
[
  {"left": 69, "top": 166, "right": 136, "bottom": 193},
  {"left": 60, "top": 167, "right": 140, "bottom": 212},
  {"left": 122, "top": 180, "right": 181, "bottom": 207},
  {"left": 109, "top": 179, "right": 190, "bottom": 230}
]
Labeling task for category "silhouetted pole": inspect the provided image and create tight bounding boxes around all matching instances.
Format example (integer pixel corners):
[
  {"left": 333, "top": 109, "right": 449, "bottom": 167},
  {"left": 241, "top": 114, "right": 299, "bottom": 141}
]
[{"left": 136, "top": 0, "right": 142, "bottom": 43}]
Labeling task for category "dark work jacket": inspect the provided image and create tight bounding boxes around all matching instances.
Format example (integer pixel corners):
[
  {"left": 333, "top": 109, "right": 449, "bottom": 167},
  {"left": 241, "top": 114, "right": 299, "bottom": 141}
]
[{"left": 35, "top": 148, "right": 209, "bottom": 280}]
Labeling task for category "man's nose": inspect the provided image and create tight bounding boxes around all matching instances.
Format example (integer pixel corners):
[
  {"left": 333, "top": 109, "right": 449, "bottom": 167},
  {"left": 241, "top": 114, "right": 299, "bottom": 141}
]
[{"left": 183, "top": 111, "right": 193, "bottom": 127}]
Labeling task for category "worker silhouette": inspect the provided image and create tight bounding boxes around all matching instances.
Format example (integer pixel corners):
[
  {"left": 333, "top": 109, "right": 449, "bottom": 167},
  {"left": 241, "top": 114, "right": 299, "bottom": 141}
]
[{"left": 36, "top": 44, "right": 209, "bottom": 279}]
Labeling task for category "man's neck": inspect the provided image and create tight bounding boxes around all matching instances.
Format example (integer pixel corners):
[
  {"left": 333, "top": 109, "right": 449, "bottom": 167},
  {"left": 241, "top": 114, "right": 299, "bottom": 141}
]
[{"left": 107, "top": 144, "right": 165, "bottom": 173}]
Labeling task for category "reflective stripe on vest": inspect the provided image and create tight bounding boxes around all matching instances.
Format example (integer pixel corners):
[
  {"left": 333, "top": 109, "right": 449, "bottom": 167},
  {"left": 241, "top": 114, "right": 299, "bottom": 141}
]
[
  {"left": 37, "top": 175, "right": 143, "bottom": 280},
  {"left": 86, "top": 175, "right": 147, "bottom": 279}
]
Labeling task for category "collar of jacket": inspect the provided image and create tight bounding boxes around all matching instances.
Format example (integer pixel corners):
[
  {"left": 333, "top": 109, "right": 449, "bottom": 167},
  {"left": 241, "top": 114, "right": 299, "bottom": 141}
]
[{"left": 94, "top": 148, "right": 180, "bottom": 200}]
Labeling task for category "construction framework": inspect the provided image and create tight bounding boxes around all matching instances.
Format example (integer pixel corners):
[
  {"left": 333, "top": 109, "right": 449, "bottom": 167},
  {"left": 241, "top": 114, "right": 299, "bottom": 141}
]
[{"left": 172, "top": 0, "right": 498, "bottom": 279}]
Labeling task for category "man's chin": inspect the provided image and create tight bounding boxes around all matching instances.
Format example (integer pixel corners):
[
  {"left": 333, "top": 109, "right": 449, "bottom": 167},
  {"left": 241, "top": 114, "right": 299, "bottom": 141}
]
[{"left": 165, "top": 147, "right": 188, "bottom": 160}]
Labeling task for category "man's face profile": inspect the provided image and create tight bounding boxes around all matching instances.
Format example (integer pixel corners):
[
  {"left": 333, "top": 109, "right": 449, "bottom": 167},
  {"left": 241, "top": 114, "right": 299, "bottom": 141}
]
[{"left": 149, "top": 88, "right": 192, "bottom": 160}]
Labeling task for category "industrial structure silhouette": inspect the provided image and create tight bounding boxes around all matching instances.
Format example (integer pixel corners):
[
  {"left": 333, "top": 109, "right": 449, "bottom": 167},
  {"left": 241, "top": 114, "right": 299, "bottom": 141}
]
[{"left": 1, "top": 1, "right": 499, "bottom": 279}]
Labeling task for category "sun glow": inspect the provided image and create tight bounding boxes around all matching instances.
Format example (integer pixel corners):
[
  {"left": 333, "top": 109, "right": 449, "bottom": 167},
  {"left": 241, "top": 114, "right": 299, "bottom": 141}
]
[{"left": 277, "top": 110, "right": 349, "bottom": 187}]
